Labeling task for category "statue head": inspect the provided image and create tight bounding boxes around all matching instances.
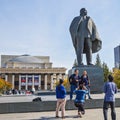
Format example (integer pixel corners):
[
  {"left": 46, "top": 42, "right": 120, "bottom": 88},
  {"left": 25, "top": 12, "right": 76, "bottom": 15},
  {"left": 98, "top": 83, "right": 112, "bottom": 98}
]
[{"left": 80, "top": 8, "right": 87, "bottom": 16}]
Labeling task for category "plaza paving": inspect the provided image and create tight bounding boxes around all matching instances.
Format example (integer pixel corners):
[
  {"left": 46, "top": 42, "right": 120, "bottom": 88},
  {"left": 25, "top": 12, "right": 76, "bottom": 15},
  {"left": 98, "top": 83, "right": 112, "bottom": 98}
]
[
  {"left": 0, "top": 108, "right": 120, "bottom": 120},
  {"left": 0, "top": 93, "right": 120, "bottom": 103},
  {"left": 0, "top": 93, "right": 120, "bottom": 119}
]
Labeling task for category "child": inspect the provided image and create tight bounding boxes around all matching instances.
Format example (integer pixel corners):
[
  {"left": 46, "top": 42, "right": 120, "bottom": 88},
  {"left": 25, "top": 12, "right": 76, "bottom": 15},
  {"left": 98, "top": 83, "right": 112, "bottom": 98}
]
[
  {"left": 74, "top": 83, "right": 88, "bottom": 118},
  {"left": 56, "top": 79, "right": 66, "bottom": 119}
]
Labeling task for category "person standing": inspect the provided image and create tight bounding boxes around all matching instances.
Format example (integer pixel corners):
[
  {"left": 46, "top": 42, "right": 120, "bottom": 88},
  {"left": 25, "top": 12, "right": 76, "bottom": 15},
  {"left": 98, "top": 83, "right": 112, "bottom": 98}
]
[
  {"left": 32, "top": 87, "right": 35, "bottom": 94},
  {"left": 74, "top": 83, "right": 88, "bottom": 118},
  {"left": 56, "top": 79, "right": 66, "bottom": 119},
  {"left": 103, "top": 75, "right": 118, "bottom": 120},
  {"left": 69, "top": 69, "right": 81, "bottom": 100},
  {"left": 81, "top": 71, "right": 92, "bottom": 99}
]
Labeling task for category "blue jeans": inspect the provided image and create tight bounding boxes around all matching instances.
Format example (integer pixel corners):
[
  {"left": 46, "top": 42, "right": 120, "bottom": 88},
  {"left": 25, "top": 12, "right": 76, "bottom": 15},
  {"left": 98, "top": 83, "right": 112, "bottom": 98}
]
[
  {"left": 70, "top": 84, "right": 77, "bottom": 100},
  {"left": 86, "top": 86, "right": 91, "bottom": 99}
]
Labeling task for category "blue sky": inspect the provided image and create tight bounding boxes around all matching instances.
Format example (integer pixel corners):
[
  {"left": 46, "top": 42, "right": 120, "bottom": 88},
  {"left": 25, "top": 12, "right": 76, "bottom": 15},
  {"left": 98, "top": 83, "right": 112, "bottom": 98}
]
[{"left": 0, "top": 0, "right": 120, "bottom": 70}]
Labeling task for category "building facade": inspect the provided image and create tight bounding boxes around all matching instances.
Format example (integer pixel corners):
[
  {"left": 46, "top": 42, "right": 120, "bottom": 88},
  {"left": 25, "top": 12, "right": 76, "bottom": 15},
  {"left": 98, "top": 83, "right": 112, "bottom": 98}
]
[
  {"left": 114, "top": 45, "right": 120, "bottom": 68},
  {"left": 0, "top": 55, "right": 66, "bottom": 91}
]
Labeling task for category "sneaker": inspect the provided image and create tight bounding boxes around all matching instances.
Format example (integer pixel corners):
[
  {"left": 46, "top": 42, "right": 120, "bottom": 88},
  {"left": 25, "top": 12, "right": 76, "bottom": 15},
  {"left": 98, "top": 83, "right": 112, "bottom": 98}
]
[
  {"left": 81, "top": 111, "right": 85, "bottom": 115},
  {"left": 78, "top": 112, "right": 82, "bottom": 118},
  {"left": 62, "top": 116, "right": 65, "bottom": 119},
  {"left": 89, "top": 97, "right": 92, "bottom": 100}
]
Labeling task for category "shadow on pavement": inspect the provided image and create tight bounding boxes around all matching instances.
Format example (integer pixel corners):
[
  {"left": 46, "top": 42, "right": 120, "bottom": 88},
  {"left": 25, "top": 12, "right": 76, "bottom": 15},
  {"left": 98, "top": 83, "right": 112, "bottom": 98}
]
[{"left": 30, "top": 115, "right": 80, "bottom": 120}]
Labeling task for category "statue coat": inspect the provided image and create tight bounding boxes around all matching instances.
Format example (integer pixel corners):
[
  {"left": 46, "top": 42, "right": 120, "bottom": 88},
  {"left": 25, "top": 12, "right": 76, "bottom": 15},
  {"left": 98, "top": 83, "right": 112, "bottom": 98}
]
[{"left": 69, "top": 16, "right": 102, "bottom": 53}]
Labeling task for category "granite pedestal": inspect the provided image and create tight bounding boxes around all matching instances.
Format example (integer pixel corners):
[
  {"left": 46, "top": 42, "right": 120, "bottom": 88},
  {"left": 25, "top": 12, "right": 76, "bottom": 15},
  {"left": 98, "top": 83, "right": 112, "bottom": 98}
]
[{"left": 68, "top": 65, "right": 104, "bottom": 93}]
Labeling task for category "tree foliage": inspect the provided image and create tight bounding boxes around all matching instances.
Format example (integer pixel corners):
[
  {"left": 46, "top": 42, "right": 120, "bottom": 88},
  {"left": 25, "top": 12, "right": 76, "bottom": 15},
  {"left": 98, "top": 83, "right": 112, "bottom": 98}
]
[
  {"left": 73, "top": 59, "right": 78, "bottom": 67},
  {"left": 95, "top": 54, "right": 102, "bottom": 67},
  {"left": 55, "top": 76, "right": 70, "bottom": 91},
  {"left": 102, "top": 62, "right": 111, "bottom": 82},
  {"left": 0, "top": 78, "right": 12, "bottom": 94},
  {"left": 95, "top": 54, "right": 111, "bottom": 81},
  {"left": 113, "top": 69, "right": 120, "bottom": 88}
]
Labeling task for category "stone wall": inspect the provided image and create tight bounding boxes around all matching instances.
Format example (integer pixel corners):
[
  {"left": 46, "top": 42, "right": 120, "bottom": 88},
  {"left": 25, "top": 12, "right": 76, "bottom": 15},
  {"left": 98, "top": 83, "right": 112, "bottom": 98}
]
[
  {"left": 68, "top": 66, "right": 104, "bottom": 93},
  {"left": 0, "top": 98, "right": 120, "bottom": 114}
]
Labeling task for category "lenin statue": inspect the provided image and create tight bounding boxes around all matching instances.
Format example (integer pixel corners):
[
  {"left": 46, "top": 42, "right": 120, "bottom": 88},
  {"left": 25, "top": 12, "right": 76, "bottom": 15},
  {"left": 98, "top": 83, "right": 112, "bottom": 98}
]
[{"left": 69, "top": 8, "right": 102, "bottom": 66}]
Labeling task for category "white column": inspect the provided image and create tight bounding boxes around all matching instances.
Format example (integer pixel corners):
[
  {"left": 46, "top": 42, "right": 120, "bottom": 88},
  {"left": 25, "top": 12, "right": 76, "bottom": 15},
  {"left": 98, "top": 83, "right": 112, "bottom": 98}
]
[
  {"left": 26, "top": 75, "right": 28, "bottom": 90},
  {"left": 12, "top": 75, "right": 15, "bottom": 89},
  {"left": 59, "top": 74, "right": 62, "bottom": 79},
  {"left": 39, "top": 75, "right": 41, "bottom": 89},
  {"left": 56, "top": 74, "right": 60, "bottom": 81},
  {"left": 44, "top": 75, "right": 47, "bottom": 90},
  {"left": 5, "top": 75, "right": 8, "bottom": 81},
  {"left": 62, "top": 74, "right": 65, "bottom": 80},
  {"left": 50, "top": 75, "right": 53, "bottom": 90},
  {"left": 32, "top": 75, "right": 34, "bottom": 89},
  {"left": 19, "top": 75, "right": 21, "bottom": 90}
]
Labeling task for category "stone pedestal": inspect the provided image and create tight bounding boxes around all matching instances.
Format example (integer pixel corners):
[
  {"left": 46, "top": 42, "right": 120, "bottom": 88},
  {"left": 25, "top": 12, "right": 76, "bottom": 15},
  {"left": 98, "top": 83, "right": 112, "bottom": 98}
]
[{"left": 68, "top": 65, "right": 104, "bottom": 93}]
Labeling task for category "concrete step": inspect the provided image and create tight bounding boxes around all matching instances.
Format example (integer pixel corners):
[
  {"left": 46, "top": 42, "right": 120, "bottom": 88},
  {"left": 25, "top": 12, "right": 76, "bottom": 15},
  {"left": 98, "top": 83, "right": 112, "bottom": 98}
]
[{"left": 0, "top": 98, "right": 120, "bottom": 114}]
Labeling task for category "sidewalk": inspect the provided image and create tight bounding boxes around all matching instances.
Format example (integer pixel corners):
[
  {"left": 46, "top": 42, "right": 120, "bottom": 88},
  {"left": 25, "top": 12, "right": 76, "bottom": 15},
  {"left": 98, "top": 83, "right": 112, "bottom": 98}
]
[{"left": 0, "top": 108, "right": 120, "bottom": 120}]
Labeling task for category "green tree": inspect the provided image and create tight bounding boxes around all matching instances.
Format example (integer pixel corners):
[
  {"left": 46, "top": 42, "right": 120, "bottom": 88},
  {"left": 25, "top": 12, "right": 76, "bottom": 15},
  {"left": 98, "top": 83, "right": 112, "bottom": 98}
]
[
  {"left": 95, "top": 54, "right": 111, "bottom": 82},
  {"left": 95, "top": 54, "right": 102, "bottom": 67},
  {"left": 102, "top": 62, "right": 111, "bottom": 82},
  {"left": 73, "top": 59, "right": 78, "bottom": 67}
]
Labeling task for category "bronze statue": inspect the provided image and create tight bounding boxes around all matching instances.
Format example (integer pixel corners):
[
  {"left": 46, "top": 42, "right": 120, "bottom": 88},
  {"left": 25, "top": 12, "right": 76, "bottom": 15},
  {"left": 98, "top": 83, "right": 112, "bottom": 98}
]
[{"left": 69, "top": 8, "right": 102, "bottom": 65}]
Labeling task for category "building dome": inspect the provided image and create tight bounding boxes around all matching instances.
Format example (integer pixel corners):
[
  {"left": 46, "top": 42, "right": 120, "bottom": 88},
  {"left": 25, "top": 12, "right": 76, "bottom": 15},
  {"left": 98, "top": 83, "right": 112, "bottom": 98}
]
[{"left": 9, "top": 55, "right": 43, "bottom": 63}]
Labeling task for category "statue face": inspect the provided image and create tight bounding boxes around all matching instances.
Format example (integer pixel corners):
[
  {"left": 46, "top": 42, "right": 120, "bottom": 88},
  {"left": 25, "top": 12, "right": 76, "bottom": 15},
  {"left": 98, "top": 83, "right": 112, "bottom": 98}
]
[{"left": 80, "top": 8, "right": 87, "bottom": 16}]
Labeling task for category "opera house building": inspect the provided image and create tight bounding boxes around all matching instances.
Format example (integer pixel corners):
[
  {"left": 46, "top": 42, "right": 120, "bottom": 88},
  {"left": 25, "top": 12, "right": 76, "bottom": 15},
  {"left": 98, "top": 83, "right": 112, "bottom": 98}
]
[{"left": 0, "top": 55, "right": 66, "bottom": 91}]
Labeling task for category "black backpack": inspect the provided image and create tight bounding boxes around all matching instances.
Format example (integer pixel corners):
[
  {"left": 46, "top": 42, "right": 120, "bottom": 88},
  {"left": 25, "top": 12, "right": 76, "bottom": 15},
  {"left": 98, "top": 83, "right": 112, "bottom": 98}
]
[{"left": 32, "top": 97, "right": 42, "bottom": 102}]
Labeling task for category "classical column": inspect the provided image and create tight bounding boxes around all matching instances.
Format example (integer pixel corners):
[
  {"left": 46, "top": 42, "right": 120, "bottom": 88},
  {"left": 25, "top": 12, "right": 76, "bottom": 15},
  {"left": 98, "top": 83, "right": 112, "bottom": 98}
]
[
  {"left": 39, "top": 75, "right": 41, "bottom": 90},
  {"left": 56, "top": 74, "right": 59, "bottom": 81},
  {"left": 44, "top": 75, "right": 47, "bottom": 90},
  {"left": 26, "top": 75, "right": 28, "bottom": 90},
  {"left": 19, "top": 75, "right": 21, "bottom": 90},
  {"left": 53, "top": 74, "right": 56, "bottom": 80},
  {"left": 32, "top": 75, "right": 34, "bottom": 89},
  {"left": 59, "top": 74, "right": 62, "bottom": 79},
  {"left": 50, "top": 75, "right": 53, "bottom": 90},
  {"left": 5, "top": 75, "right": 8, "bottom": 81},
  {"left": 12, "top": 75, "right": 15, "bottom": 89},
  {"left": 62, "top": 74, "right": 66, "bottom": 80}
]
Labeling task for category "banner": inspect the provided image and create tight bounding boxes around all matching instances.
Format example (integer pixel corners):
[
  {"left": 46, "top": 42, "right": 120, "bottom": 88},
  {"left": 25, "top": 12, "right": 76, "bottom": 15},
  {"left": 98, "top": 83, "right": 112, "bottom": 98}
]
[
  {"left": 28, "top": 75, "right": 32, "bottom": 86},
  {"left": 34, "top": 75, "right": 39, "bottom": 86},
  {"left": 21, "top": 75, "right": 26, "bottom": 86}
]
